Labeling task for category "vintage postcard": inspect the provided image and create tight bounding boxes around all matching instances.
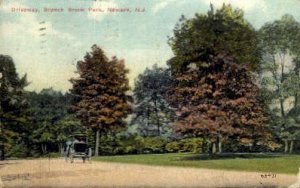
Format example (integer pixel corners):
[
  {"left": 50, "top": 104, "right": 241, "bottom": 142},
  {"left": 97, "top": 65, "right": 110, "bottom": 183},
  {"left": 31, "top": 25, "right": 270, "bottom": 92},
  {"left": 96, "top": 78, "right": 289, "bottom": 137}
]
[{"left": 0, "top": 0, "right": 300, "bottom": 187}]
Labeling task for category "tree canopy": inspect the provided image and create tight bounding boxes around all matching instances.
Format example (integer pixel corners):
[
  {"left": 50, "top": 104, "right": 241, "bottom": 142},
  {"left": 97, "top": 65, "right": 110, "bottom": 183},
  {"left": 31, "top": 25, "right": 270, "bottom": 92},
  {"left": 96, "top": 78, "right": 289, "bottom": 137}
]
[
  {"left": 167, "top": 5, "right": 271, "bottom": 153},
  {"left": 168, "top": 4, "right": 260, "bottom": 73},
  {"left": 168, "top": 55, "right": 271, "bottom": 153},
  {"left": 132, "top": 64, "right": 174, "bottom": 137},
  {"left": 70, "top": 45, "right": 132, "bottom": 156},
  {"left": 259, "top": 14, "right": 300, "bottom": 153},
  {"left": 0, "top": 55, "right": 29, "bottom": 159}
]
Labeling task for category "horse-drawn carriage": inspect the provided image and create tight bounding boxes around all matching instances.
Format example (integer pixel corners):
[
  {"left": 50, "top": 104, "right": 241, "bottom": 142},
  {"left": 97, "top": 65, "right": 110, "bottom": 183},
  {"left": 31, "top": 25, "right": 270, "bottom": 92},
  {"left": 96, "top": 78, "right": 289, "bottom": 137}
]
[{"left": 64, "top": 134, "right": 92, "bottom": 163}]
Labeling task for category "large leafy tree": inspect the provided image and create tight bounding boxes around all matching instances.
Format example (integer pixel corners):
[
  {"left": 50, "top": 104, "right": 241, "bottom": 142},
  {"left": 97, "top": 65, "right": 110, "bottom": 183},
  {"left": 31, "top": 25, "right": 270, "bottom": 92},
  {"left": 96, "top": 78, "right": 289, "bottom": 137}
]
[
  {"left": 259, "top": 15, "right": 300, "bottom": 153},
  {"left": 70, "top": 45, "right": 132, "bottom": 156},
  {"left": 0, "top": 55, "right": 29, "bottom": 159},
  {"left": 167, "top": 5, "right": 270, "bottom": 153},
  {"left": 168, "top": 55, "right": 270, "bottom": 153},
  {"left": 132, "top": 64, "right": 174, "bottom": 137}
]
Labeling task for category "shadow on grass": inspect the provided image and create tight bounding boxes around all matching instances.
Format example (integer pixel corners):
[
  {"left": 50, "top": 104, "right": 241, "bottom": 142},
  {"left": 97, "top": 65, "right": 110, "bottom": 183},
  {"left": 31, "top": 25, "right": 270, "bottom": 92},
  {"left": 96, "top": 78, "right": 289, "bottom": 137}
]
[{"left": 182, "top": 153, "right": 286, "bottom": 161}]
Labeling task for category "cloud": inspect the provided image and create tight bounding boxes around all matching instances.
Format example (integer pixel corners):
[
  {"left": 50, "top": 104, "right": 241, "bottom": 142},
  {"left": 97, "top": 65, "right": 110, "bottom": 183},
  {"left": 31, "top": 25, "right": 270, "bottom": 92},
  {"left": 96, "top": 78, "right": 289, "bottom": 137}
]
[
  {"left": 201, "top": 0, "right": 266, "bottom": 11},
  {"left": 87, "top": 0, "right": 118, "bottom": 22},
  {"left": 153, "top": 0, "right": 176, "bottom": 13}
]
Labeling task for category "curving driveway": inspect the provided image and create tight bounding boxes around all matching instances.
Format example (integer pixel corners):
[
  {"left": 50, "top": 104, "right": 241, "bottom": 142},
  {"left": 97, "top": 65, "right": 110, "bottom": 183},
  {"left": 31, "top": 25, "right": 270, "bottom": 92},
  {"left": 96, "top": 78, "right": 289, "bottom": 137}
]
[{"left": 0, "top": 159, "right": 298, "bottom": 188}]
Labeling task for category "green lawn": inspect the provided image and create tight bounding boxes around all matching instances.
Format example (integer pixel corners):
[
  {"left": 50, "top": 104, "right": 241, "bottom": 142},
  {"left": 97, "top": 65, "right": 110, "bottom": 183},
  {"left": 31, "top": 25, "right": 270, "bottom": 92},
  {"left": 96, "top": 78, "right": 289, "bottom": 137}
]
[{"left": 93, "top": 153, "right": 300, "bottom": 174}]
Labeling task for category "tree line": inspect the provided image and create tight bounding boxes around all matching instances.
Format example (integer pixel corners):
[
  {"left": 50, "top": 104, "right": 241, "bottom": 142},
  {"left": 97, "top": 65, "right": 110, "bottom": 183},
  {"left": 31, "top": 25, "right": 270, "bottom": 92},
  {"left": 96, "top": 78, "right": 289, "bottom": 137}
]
[{"left": 1, "top": 4, "right": 300, "bottom": 158}]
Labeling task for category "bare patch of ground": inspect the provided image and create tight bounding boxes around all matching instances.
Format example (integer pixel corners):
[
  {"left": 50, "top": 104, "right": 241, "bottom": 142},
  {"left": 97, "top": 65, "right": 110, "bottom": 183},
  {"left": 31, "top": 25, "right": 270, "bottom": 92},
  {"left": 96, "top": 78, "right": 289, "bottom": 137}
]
[{"left": 0, "top": 158, "right": 297, "bottom": 188}]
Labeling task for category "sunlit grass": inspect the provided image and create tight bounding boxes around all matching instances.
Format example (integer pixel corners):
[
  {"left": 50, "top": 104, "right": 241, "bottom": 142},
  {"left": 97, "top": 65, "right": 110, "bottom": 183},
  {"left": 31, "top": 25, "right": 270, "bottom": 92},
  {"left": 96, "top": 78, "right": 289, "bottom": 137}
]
[{"left": 93, "top": 153, "right": 300, "bottom": 174}]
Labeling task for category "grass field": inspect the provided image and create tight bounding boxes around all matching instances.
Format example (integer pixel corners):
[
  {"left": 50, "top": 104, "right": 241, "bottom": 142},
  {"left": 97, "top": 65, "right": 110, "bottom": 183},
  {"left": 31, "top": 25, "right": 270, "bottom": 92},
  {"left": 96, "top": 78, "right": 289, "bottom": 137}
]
[{"left": 93, "top": 153, "right": 300, "bottom": 174}]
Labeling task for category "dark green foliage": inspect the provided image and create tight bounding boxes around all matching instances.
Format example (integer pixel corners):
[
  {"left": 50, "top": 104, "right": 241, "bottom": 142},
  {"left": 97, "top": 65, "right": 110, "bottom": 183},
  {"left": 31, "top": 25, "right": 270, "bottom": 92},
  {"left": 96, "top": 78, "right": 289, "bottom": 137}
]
[
  {"left": 95, "top": 134, "right": 167, "bottom": 155},
  {"left": 27, "top": 89, "right": 84, "bottom": 155},
  {"left": 93, "top": 133, "right": 206, "bottom": 155},
  {"left": 0, "top": 55, "right": 30, "bottom": 159},
  {"left": 55, "top": 114, "right": 86, "bottom": 153},
  {"left": 116, "top": 134, "right": 144, "bottom": 154},
  {"left": 132, "top": 64, "right": 174, "bottom": 137},
  {"left": 6, "top": 143, "right": 28, "bottom": 158},
  {"left": 168, "top": 4, "right": 260, "bottom": 73}
]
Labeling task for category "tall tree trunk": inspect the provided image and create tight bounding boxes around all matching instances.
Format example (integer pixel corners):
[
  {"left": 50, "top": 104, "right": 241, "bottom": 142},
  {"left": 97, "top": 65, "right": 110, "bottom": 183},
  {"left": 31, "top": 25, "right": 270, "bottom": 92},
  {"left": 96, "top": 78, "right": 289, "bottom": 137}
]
[
  {"left": 59, "top": 143, "right": 64, "bottom": 155},
  {"left": 202, "top": 137, "right": 207, "bottom": 153},
  {"left": 146, "top": 106, "right": 150, "bottom": 136},
  {"left": 0, "top": 120, "right": 4, "bottom": 160},
  {"left": 280, "top": 99, "right": 285, "bottom": 117},
  {"left": 289, "top": 140, "right": 294, "bottom": 153},
  {"left": 295, "top": 66, "right": 300, "bottom": 108},
  {"left": 212, "top": 142, "right": 216, "bottom": 154},
  {"left": 295, "top": 93, "right": 299, "bottom": 108},
  {"left": 95, "top": 129, "right": 100, "bottom": 156},
  {"left": 41, "top": 144, "right": 47, "bottom": 154},
  {"left": 0, "top": 116, "right": 5, "bottom": 160},
  {"left": 154, "top": 100, "right": 160, "bottom": 136},
  {"left": 279, "top": 72, "right": 285, "bottom": 116},
  {"left": 218, "top": 137, "right": 222, "bottom": 153},
  {"left": 86, "top": 128, "right": 89, "bottom": 144},
  {"left": 284, "top": 140, "right": 289, "bottom": 153},
  {"left": 111, "top": 132, "right": 116, "bottom": 154},
  {"left": 0, "top": 144, "right": 4, "bottom": 160}
]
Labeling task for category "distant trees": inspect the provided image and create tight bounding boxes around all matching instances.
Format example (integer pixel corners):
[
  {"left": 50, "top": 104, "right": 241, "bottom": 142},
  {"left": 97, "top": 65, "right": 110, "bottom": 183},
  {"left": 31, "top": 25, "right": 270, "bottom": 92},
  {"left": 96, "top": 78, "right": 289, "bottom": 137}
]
[
  {"left": 27, "top": 88, "right": 84, "bottom": 154},
  {"left": 167, "top": 5, "right": 270, "bottom": 153},
  {"left": 0, "top": 55, "right": 29, "bottom": 159},
  {"left": 0, "top": 55, "right": 85, "bottom": 158},
  {"left": 259, "top": 15, "right": 300, "bottom": 153},
  {"left": 70, "top": 45, "right": 132, "bottom": 156},
  {"left": 132, "top": 65, "right": 174, "bottom": 137}
]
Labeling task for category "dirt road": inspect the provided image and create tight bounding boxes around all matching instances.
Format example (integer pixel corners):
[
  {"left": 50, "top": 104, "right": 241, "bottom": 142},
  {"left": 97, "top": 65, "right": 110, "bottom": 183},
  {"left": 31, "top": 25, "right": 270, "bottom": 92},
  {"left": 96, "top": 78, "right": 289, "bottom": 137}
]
[{"left": 0, "top": 158, "right": 297, "bottom": 188}]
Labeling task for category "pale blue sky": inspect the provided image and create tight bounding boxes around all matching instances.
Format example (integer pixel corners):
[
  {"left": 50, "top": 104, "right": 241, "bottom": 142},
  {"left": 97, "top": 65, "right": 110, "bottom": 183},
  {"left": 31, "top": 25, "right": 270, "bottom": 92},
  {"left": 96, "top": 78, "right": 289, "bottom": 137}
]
[{"left": 1, "top": 0, "right": 300, "bottom": 92}]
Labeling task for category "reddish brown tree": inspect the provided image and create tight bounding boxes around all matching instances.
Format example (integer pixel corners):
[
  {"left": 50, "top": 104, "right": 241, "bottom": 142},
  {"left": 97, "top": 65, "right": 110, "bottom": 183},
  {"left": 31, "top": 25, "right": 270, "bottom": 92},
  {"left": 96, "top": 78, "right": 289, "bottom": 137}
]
[
  {"left": 168, "top": 55, "right": 270, "bottom": 153},
  {"left": 70, "top": 45, "right": 132, "bottom": 156}
]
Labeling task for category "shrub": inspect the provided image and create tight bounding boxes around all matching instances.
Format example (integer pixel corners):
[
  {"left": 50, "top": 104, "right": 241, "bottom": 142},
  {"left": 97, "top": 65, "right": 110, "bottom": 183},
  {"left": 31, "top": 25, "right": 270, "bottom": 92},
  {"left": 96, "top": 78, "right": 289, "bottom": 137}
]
[
  {"left": 117, "top": 134, "right": 144, "bottom": 154},
  {"left": 180, "top": 138, "right": 203, "bottom": 153},
  {"left": 124, "top": 146, "right": 138, "bottom": 154},
  {"left": 6, "top": 144, "right": 29, "bottom": 158},
  {"left": 165, "top": 141, "right": 180, "bottom": 153},
  {"left": 142, "top": 137, "right": 167, "bottom": 153}
]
